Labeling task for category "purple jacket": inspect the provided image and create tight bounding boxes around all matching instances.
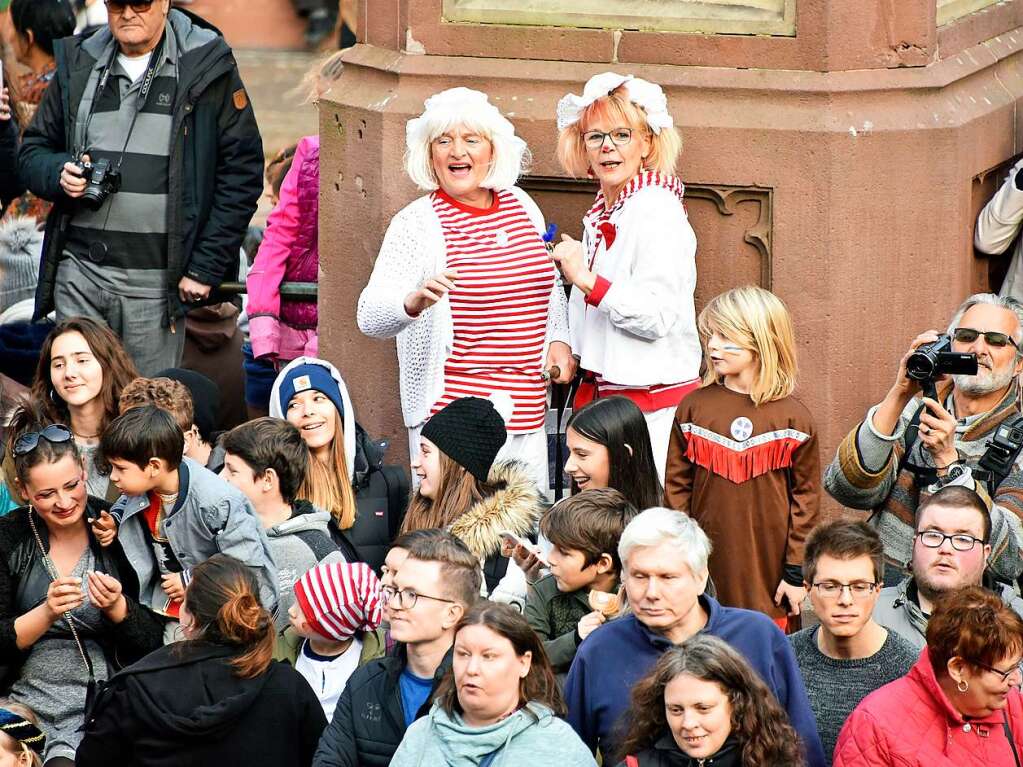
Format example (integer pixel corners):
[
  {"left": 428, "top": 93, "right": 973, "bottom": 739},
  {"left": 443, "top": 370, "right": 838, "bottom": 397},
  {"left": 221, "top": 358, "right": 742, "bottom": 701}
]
[{"left": 247, "top": 135, "right": 319, "bottom": 360}]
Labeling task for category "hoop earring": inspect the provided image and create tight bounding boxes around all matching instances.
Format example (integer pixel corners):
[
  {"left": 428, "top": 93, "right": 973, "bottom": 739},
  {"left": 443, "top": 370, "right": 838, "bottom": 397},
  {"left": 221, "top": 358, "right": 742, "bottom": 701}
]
[
  {"left": 49, "top": 387, "right": 60, "bottom": 403},
  {"left": 957, "top": 679, "right": 969, "bottom": 693}
]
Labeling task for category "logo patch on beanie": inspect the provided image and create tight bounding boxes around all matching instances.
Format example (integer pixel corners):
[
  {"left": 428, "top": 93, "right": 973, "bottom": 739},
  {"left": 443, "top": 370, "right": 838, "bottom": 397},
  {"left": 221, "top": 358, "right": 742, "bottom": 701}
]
[{"left": 293, "top": 375, "right": 312, "bottom": 392}]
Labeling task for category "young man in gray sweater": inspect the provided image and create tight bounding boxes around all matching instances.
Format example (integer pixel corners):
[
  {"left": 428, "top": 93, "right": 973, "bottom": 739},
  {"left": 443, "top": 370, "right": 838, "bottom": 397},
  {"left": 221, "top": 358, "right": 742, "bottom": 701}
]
[
  {"left": 790, "top": 521, "right": 919, "bottom": 765},
  {"left": 221, "top": 417, "right": 343, "bottom": 627}
]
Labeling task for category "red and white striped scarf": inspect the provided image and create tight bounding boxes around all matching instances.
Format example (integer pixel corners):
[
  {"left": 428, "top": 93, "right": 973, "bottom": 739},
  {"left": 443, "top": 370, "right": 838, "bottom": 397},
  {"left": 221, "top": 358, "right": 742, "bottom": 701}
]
[{"left": 585, "top": 170, "right": 686, "bottom": 268}]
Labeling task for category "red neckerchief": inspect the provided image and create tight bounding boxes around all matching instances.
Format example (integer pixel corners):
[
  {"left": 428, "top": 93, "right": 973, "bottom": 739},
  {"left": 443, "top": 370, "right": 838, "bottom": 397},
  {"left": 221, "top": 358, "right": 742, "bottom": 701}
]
[{"left": 584, "top": 170, "right": 686, "bottom": 269}]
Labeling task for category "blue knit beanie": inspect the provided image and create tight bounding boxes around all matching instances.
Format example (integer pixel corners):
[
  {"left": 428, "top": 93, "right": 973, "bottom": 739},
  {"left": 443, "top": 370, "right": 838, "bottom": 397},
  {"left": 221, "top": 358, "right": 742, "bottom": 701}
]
[{"left": 278, "top": 363, "right": 345, "bottom": 419}]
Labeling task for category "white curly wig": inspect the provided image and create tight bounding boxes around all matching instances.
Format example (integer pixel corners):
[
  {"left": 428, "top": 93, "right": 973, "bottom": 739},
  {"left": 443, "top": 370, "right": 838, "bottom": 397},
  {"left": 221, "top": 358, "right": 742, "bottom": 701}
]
[{"left": 404, "top": 87, "right": 530, "bottom": 192}]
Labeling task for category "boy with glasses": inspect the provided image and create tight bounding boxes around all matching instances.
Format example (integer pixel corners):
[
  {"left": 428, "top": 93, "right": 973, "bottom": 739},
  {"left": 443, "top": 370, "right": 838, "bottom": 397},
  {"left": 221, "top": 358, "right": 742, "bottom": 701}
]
[
  {"left": 790, "top": 521, "right": 918, "bottom": 764},
  {"left": 874, "top": 485, "right": 1023, "bottom": 649},
  {"left": 313, "top": 532, "right": 481, "bottom": 767}
]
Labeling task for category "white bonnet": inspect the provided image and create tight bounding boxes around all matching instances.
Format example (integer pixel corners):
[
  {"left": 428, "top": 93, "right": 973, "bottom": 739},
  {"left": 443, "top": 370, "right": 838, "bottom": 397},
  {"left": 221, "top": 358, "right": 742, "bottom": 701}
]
[{"left": 556, "top": 72, "right": 673, "bottom": 134}]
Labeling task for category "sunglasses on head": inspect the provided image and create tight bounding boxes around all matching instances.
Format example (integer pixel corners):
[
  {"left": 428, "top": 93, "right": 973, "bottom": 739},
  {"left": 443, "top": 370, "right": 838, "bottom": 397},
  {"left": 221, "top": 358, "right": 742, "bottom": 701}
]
[
  {"left": 952, "top": 327, "right": 1020, "bottom": 349},
  {"left": 13, "top": 425, "right": 74, "bottom": 457},
  {"left": 104, "top": 0, "right": 156, "bottom": 12}
]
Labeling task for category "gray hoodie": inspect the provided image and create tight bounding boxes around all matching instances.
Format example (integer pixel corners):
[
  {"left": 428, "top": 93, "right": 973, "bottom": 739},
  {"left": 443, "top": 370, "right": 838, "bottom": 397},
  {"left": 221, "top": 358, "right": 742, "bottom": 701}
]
[
  {"left": 265, "top": 499, "right": 345, "bottom": 627},
  {"left": 389, "top": 701, "right": 596, "bottom": 767}
]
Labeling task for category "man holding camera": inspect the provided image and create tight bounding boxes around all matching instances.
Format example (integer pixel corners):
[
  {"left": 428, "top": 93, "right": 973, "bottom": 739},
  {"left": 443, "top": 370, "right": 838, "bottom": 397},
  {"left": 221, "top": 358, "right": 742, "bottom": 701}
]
[
  {"left": 19, "top": 0, "right": 263, "bottom": 375},
  {"left": 824, "top": 293, "right": 1023, "bottom": 585}
]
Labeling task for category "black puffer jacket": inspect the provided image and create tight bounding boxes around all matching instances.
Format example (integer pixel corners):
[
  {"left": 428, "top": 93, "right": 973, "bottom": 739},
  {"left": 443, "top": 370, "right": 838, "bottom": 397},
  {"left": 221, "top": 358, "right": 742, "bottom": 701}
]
[
  {"left": 77, "top": 640, "right": 326, "bottom": 767},
  {"left": 312, "top": 644, "right": 452, "bottom": 767},
  {"left": 0, "top": 497, "right": 165, "bottom": 691},
  {"left": 18, "top": 9, "right": 263, "bottom": 323}
]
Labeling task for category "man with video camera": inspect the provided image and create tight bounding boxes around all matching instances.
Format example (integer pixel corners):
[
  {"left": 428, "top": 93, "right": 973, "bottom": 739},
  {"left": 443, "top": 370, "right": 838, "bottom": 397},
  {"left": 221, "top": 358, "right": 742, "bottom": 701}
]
[
  {"left": 825, "top": 293, "right": 1023, "bottom": 586},
  {"left": 18, "top": 0, "right": 263, "bottom": 375}
]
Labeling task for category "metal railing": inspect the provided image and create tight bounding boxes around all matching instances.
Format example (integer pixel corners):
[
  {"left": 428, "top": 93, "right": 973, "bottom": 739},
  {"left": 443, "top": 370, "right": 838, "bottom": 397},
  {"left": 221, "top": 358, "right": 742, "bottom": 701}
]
[{"left": 218, "top": 281, "right": 318, "bottom": 298}]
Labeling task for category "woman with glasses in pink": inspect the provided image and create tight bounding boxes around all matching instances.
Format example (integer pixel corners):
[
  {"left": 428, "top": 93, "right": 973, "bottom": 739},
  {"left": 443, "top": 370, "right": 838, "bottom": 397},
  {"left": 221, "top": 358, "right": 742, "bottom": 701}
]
[{"left": 552, "top": 73, "right": 699, "bottom": 481}]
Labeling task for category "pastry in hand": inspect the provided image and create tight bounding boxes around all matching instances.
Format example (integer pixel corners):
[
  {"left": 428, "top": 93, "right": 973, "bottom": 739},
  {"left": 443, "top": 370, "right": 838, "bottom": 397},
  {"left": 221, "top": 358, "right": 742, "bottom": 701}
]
[{"left": 588, "top": 589, "right": 620, "bottom": 618}]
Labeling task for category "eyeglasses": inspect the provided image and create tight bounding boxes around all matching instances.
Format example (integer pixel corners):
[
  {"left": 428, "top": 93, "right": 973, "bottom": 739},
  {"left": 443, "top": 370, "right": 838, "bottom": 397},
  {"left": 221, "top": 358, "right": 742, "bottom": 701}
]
[
  {"left": 952, "top": 327, "right": 1020, "bottom": 349},
  {"left": 583, "top": 127, "right": 633, "bottom": 149},
  {"left": 104, "top": 0, "right": 156, "bottom": 13},
  {"left": 972, "top": 659, "right": 1023, "bottom": 684},
  {"left": 13, "top": 425, "right": 74, "bottom": 457},
  {"left": 916, "top": 530, "right": 986, "bottom": 552},
  {"left": 811, "top": 581, "right": 878, "bottom": 599},
  {"left": 381, "top": 585, "right": 455, "bottom": 610}
]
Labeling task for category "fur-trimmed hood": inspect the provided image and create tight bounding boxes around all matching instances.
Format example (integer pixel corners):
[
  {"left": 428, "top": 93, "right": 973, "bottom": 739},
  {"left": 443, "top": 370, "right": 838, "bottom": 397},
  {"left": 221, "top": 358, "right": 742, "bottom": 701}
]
[{"left": 449, "top": 461, "right": 542, "bottom": 559}]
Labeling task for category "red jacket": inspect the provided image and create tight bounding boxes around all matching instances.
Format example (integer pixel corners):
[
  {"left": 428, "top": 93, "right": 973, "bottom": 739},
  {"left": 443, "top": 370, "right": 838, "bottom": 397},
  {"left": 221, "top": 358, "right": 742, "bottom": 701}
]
[{"left": 834, "top": 649, "right": 1023, "bottom": 766}]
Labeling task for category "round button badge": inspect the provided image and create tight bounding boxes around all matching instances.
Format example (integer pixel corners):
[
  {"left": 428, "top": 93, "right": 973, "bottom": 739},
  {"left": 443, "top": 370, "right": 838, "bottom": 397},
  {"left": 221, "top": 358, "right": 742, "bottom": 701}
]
[{"left": 730, "top": 417, "right": 754, "bottom": 441}]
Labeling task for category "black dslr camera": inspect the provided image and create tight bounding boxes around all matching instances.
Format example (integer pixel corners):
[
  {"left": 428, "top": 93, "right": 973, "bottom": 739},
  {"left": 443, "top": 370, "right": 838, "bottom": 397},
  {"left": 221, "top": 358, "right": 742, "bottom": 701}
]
[
  {"left": 74, "top": 155, "right": 121, "bottom": 211},
  {"left": 906, "top": 335, "right": 978, "bottom": 399}
]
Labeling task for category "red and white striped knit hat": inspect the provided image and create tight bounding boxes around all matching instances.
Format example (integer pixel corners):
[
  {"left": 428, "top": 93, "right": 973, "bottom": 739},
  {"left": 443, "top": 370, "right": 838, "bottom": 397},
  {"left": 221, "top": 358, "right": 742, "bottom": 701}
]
[{"left": 293, "top": 562, "right": 383, "bottom": 641}]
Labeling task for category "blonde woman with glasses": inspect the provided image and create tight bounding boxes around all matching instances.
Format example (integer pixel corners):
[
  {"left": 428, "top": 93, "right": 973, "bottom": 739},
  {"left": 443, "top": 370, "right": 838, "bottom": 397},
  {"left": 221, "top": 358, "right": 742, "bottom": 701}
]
[{"left": 552, "top": 72, "right": 698, "bottom": 481}]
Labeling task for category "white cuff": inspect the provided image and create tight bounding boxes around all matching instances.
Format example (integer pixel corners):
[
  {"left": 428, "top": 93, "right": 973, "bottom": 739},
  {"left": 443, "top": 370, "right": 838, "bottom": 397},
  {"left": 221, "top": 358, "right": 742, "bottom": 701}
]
[{"left": 865, "top": 403, "right": 908, "bottom": 442}]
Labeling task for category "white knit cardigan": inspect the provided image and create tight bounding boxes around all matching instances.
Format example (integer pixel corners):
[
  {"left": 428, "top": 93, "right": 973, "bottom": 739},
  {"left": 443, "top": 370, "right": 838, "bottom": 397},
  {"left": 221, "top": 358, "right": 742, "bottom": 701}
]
[{"left": 357, "top": 187, "right": 571, "bottom": 428}]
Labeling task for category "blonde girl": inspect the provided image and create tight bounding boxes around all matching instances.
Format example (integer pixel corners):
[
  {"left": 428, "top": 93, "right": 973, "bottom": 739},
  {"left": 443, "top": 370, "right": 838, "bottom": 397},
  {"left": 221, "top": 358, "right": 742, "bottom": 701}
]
[
  {"left": 0, "top": 701, "right": 45, "bottom": 767},
  {"left": 663, "top": 286, "right": 820, "bottom": 628}
]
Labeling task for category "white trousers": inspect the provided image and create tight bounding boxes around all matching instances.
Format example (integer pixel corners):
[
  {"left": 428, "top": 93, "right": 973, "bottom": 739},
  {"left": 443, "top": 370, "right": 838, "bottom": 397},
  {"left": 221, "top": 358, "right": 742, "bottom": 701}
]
[{"left": 644, "top": 405, "right": 677, "bottom": 487}]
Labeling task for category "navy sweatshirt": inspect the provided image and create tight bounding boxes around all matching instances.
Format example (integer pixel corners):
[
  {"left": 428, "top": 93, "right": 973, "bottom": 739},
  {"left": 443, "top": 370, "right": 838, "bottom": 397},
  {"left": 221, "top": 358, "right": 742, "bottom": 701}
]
[{"left": 564, "top": 595, "right": 827, "bottom": 767}]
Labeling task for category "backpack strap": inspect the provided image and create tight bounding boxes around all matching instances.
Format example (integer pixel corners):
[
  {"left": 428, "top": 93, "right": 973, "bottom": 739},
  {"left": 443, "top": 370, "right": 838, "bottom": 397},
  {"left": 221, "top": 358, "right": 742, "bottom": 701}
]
[
  {"left": 869, "top": 403, "right": 926, "bottom": 523},
  {"left": 292, "top": 529, "right": 342, "bottom": 562},
  {"left": 625, "top": 756, "right": 640, "bottom": 767}
]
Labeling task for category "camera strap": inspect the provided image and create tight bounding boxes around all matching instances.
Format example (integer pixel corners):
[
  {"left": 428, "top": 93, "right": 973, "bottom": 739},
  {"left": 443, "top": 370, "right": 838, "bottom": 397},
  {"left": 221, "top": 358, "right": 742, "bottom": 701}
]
[
  {"left": 75, "top": 33, "right": 167, "bottom": 169},
  {"left": 975, "top": 413, "right": 1023, "bottom": 495}
]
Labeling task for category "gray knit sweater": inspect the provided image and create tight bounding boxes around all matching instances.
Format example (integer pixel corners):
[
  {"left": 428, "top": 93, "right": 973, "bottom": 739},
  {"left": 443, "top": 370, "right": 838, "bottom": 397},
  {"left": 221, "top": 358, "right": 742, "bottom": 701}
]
[{"left": 789, "top": 626, "right": 919, "bottom": 765}]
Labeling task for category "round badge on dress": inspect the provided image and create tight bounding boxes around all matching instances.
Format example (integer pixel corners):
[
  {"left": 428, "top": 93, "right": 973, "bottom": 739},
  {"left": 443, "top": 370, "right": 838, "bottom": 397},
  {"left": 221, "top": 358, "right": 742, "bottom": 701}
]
[
  {"left": 730, "top": 417, "right": 754, "bottom": 441},
  {"left": 496, "top": 230, "right": 510, "bottom": 248}
]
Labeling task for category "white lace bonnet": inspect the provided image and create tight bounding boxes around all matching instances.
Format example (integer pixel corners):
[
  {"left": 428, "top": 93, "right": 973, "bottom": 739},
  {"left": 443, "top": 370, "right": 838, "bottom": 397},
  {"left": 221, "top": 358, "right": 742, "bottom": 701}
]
[{"left": 556, "top": 72, "right": 673, "bottom": 135}]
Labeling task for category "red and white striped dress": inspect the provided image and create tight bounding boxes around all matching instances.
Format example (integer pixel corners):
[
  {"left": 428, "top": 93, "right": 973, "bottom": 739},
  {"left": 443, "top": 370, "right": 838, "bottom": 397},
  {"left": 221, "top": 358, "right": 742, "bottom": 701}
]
[{"left": 429, "top": 189, "right": 554, "bottom": 433}]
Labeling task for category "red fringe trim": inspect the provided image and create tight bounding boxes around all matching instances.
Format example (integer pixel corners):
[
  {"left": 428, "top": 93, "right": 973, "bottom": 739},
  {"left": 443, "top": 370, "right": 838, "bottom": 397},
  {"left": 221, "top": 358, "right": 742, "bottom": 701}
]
[{"left": 685, "top": 433, "right": 801, "bottom": 484}]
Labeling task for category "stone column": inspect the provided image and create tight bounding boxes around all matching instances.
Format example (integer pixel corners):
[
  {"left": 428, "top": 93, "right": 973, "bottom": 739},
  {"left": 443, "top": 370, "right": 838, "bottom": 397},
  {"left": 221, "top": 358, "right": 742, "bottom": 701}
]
[{"left": 319, "top": 0, "right": 1023, "bottom": 495}]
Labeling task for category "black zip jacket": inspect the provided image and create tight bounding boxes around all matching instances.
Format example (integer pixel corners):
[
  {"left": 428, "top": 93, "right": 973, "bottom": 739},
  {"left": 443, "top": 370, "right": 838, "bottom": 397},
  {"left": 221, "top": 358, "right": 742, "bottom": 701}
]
[
  {"left": 312, "top": 644, "right": 453, "bottom": 767},
  {"left": 18, "top": 9, "right": 263, "bottom": 324},
  {"left": 77, "top": 640, "right": 326, "bottom": 767}
]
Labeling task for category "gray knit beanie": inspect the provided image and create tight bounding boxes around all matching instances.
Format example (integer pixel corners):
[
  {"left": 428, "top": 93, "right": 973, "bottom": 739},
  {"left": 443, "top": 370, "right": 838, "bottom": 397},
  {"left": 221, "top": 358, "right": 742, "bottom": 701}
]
[{"left": 0, "top": 216, "right": 41, "bottom": 313}]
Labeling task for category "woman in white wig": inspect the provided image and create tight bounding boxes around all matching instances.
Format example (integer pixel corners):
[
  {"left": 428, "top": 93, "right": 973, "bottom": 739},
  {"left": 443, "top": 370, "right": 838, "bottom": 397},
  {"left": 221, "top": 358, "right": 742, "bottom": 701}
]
[
  {"left": 552, "top": 73, "right": 699, "bottom": 481},
  {"left": 357, "top": 87, "right": 574, "bottom": 490}
]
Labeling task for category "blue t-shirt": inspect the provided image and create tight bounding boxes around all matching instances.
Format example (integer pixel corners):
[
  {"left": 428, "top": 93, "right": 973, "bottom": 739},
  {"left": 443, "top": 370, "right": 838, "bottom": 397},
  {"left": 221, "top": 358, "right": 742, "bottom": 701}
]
[{"left": 399, "top": 668, "right": 434, "bottom": 728}]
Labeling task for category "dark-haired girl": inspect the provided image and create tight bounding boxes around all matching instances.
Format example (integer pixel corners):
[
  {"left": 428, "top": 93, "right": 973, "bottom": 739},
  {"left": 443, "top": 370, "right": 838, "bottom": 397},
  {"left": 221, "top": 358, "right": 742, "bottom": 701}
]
[
  {"left": 6, "top": 318, "right": 140, "bottom": 504},
  {"left": 565, "top": 396, "right": 663, "bottom": 511},
  {"left": 76, "top": 554, "right": 326, "bottom": 767},
  {"left": 390, "top": 601, "right": 596, "bottom": 766},
  {"left": 616, "top": 635, "right": 805, "bottom": 767},
  {"left": 0, "top": 424, "right": 162, "bottom": 766}
]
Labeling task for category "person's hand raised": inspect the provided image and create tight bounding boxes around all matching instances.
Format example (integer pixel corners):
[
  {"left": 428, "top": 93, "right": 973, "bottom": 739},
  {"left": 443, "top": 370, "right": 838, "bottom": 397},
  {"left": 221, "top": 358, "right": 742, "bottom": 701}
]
[{"left": 404, "top": 270, "right": 459, "bottom": 317}]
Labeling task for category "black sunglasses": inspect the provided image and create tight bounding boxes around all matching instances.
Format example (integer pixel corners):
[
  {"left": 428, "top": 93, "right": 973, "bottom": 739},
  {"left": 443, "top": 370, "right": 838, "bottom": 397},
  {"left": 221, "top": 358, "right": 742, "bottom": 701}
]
[
  {"left": 13, "top": 425, "right": 74, "bottom": 457},
  {"left": 952, "top": 327, "right": 1020, "bottom": 349},
  {"left": 104, "top": 0, "right": 156, "bottom": 12}
]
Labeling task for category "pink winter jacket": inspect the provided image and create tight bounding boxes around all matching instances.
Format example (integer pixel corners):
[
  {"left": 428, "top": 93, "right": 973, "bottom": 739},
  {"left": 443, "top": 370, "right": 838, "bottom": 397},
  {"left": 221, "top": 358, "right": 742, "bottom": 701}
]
[
  {"left": 834, "top": 649, "right": 1023, "bottom": 767},
  {"left": 247, "top": 135, "right": 319, "bottom": 361}
]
